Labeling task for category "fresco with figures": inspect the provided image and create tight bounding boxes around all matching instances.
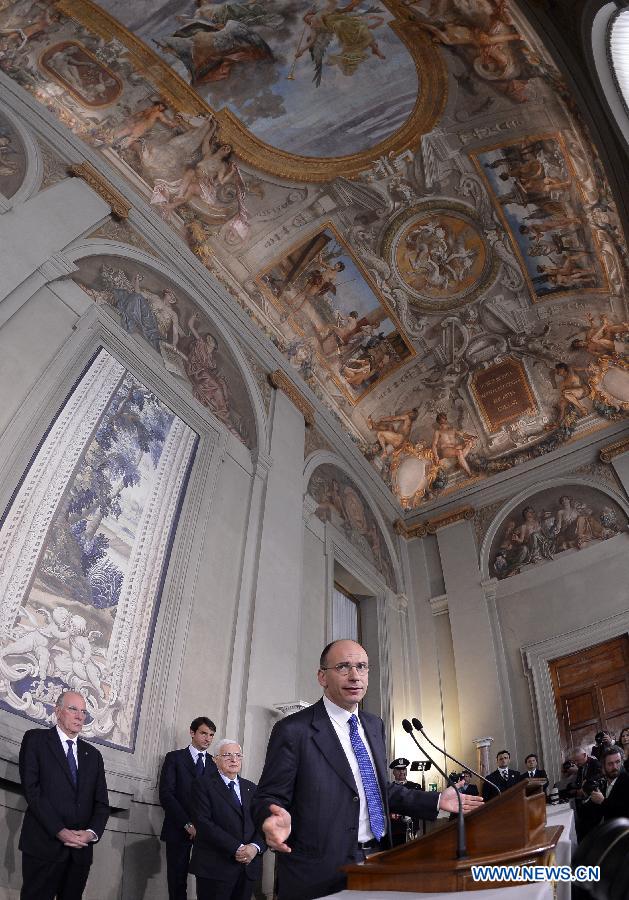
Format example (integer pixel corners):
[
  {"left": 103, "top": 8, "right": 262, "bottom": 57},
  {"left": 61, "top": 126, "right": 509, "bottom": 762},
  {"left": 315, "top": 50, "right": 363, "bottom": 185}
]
[
  {"left": 489, "top": 485, "right": 627, "bottom": 580},
  {"left": 0, "top": 350, "right": 197, "bottom": 749},
  {"left": 73, "top": 256, "right": 256, "bottom": 448},
  {"left": 0, "top": 109, "right": 26, "bottom": 197},
  {"left": 308, "top": 463, "right": 396, "bottom": 589},
  {"left": 1, "top": 0, "right": 628, "bottom": 511}
]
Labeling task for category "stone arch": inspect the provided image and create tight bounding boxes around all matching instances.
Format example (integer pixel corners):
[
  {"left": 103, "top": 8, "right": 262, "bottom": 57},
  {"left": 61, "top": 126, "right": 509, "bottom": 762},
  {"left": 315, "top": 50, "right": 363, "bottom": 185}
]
[
  {"left": 480, "top": 475, "right": 629, "bottom": 579},
  {"left": 63, "top": 240, "right": 268, "bottom": 454},
  {"left": 304, "top": 450, "right": 400, "bottom": 592},
  {"left": 0, "top": 99, "right": 42, "bottom": 207}
]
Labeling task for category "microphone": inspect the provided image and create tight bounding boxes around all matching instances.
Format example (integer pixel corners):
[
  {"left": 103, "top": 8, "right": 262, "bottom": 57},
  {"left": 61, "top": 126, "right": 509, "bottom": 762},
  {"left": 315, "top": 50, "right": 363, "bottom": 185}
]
[
  {"left": 402, "top": 719, "right": 467, "bottom": 859},
  {"left": 411, "top": 718, "right": 500, "bottom": 796}
]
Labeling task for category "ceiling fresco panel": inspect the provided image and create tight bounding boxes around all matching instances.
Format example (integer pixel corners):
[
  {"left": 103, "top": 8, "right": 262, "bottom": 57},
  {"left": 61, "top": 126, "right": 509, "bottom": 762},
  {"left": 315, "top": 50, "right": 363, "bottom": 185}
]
[{"left": 0, "top": 0, "right": 628, "bottom": 513}]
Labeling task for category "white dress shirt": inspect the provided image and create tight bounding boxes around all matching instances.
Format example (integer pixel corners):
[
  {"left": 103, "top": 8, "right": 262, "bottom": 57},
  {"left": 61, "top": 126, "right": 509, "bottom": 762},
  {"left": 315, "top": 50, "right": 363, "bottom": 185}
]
[
  {"left": 56, "top": 726, "right": 97, "bottom": 841},
  {"left": 322, "top": 694, "right": 382, "bottom": 843},
  {"left": 218, "top": 772, "right": 260, "bottom": 853},
  {"left": 189, "top": 745, "right": 207, "bottom": 768}
]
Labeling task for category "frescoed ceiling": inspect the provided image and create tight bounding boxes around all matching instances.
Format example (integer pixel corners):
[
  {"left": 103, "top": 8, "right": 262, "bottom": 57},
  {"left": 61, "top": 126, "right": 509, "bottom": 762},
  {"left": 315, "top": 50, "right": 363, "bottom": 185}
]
[{"left": 1, "top": 0, "right": 628, "bottom": 513}]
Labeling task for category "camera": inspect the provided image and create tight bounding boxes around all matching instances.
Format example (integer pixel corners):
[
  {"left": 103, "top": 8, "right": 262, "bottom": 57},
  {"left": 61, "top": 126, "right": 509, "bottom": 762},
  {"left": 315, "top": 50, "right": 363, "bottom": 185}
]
[
  {"left": 572, "top": 818, "right": 629, "bottom": 899},
  {"left": 582, "top": 776, "right": 607, "bottom": 797},
  {"left": 448, "top": 771, "right": 462, "bottom": 784}
]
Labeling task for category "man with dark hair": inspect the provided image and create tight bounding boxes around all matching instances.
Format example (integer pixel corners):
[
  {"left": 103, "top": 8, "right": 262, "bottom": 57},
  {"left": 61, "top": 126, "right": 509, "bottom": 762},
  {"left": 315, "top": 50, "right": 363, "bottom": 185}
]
[
  {"left": 252, "top": 639, "right": 482, "bottom": 900},
  {"left": 18, "top": 690, "right": 109, "bottom": 900},
  {"left": 519, "top": 754, "right": 549, "bottom": 793},
  {"left": 482, "top": 750, "right": 521, "bottom": 800},
  {"left": 159, "top": 716, "right": 217, "bottom": 900},
  {"left": 579, "top": 746, "right": 629, "bottom": 838}
]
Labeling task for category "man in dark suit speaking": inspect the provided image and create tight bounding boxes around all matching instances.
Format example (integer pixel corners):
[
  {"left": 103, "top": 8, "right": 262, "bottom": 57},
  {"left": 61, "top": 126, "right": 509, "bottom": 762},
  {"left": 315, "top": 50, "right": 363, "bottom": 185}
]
[
  {"left": 252, "top": 639, "right": 483, "bottom": 900},
  {"left": 159, "top": 716, "right": 217, "bottom": 900},
  {"left": 190, "top": 740, "right": 266, "bottom": 900},
  {"left": 18, "top": 690, "right": 109, "bottom": 900}
]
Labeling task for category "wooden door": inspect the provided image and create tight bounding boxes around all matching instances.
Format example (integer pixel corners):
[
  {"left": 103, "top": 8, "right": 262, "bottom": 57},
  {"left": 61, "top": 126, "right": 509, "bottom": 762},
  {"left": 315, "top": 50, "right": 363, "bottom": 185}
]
[{"left": 549, "top": 635, "right": 629, "bottom": 757}]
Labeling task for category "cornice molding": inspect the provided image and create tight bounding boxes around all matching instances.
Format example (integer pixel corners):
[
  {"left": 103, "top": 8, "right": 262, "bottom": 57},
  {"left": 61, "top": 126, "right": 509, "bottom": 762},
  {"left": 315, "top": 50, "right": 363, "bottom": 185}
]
[
  {"left": 269, "top": 370, "right": 315, "bottom": 427},
  {"left": 600, "top": 435, "right": 629, "bottom": 462},
  {"left": 395, "top": 505, "right": 475, "bottom": 539},
  {"left": 68, "top": 162, "right": 131, "bottom": 220}
]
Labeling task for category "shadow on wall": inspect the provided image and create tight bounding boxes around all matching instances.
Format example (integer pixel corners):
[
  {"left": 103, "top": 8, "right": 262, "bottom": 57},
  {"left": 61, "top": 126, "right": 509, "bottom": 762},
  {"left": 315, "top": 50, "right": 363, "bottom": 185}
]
[
  {"left": 1, "top": 799, "right": 22, "bottom": 898},
  {"left": 119, "top": 834, "right": 162, "bottom": 900}
]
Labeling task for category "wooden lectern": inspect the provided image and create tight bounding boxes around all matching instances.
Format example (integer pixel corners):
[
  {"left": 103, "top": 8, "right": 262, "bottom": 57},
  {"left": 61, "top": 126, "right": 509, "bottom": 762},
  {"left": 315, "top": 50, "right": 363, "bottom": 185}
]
[{"left": 344, "top": 778, "right": 562, "bottom": 892}]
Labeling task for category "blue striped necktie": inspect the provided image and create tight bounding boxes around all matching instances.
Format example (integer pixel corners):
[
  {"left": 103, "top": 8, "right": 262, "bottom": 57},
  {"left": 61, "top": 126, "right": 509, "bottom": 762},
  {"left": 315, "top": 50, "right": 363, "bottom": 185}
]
[{"left": 348, "top": 714, "right": 385, "bottom": 839}]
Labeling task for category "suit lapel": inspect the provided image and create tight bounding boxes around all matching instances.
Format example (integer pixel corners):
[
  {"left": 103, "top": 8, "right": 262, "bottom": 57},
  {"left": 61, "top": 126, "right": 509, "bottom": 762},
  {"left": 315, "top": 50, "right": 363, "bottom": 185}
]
[
  {"left": 311, "top": 699, "right": 358, "bottom": 794},
  {"left": 48, "top": 727, "right": 77, "bottom": 790},
  {"left": 182, "top": 748, "right": 197, "bottom": 777},
  {"left": 210, "top": 773, "right": 244, "bottom": 819}
]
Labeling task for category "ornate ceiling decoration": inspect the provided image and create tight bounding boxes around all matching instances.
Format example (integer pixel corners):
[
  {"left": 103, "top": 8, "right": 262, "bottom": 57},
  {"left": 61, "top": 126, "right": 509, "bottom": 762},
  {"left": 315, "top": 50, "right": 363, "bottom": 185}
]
[{"left": 0, "top": 0, "right": 628, "bottom": 513}]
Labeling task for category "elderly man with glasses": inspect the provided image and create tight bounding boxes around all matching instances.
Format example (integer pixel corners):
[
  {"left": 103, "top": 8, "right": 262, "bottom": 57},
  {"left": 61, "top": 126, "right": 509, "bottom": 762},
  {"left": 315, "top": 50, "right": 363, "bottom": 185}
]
[
  {"left": 18, "top": 690, "right": 109, "bottom": 900},
  {"left": 189, "top": 739, "right": 266, "bottom": 900},
  {"left": 252, "top": 639, "right": 483, "bottom": 900}
]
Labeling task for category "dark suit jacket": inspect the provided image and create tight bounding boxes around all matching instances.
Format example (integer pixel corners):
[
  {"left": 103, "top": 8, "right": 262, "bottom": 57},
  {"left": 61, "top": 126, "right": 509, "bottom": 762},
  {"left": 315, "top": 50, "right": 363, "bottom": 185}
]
[
  {"left": 18, "top": 727, "right": 109, "bottom": 864},
  {"left": 519, "top": 769, "right": 549, "bottom": 792},
  {"left": 580, "top": 769, "right": 629, "bottom": 831},
  {"left": 189, "top": 772, "right": 266, "bottom": 884},
  {"left": 482, "top": 768, "right": 521, "bottom": 801},
  {"left": 252, "top": 698, "right": 440, "bottom": 900},
  {"left": 460, "top": 783, "right": 480, "bottom": 796},
  {"left": 159, "top": 747, "right": 217, "bottom": 843}
]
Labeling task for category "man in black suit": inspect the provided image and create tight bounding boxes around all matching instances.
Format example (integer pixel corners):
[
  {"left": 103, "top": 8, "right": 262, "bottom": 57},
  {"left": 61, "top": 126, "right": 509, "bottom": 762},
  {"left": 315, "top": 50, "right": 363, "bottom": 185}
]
[
  {"left": 482, "top": 750, "right": 521, "bottom": 801},
  {"left": 252, "top": 639, "right": 483, "bottom": 900},
  {"left": 159, "top": 716, "right": 217, "bottom": 900},
  {"left": 579, "top": 746, "right": 629, "bottom": 836},
  {"left": 569, "top": 745, "right": 602, "bottom": 840},
  {"left": 18, "top": 690, "right": 109, "bottom": 900},
  {"left": 459, "top": 770, "right": 480, "bottom": 796},
  {"left": 189, "top": 739, "right": 266, "bottom": 900},
  {"left": 520, "top": 754, "right": 549, "bottom": 793}
]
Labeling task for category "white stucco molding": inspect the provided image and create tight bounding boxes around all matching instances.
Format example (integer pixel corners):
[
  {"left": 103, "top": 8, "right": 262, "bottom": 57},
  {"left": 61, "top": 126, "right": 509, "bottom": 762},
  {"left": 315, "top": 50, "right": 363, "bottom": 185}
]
[
  {"left": 479, "top": 474, "right": 629, "bottom": 578},
  {"left": 522, "top": 611, "right": 629, "bottom": 785}
]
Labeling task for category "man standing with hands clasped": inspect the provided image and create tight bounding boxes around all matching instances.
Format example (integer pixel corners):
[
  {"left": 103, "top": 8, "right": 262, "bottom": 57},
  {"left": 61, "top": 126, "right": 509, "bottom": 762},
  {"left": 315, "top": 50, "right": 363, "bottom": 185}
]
[
  {"left": 159, "top": 716, "right": 217, "bottom": 900},
  {"left": 18, "top": 690, "right": 109, "bottom": 900},
  {"left": 252, "top": 639, "right": 483, "bottom": 900},
  {"left": 189, "top": 740, "right": 265, "bottom": 900}
]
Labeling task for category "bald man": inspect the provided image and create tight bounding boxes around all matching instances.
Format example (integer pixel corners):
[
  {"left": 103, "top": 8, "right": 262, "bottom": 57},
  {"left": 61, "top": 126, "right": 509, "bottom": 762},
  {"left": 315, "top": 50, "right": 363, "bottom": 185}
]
[
  {"left": 18, "top": 691, "right": 109, "bottom": 900},
  {"left": 253, "top": 639, "right": 482, "bottom": 900}
]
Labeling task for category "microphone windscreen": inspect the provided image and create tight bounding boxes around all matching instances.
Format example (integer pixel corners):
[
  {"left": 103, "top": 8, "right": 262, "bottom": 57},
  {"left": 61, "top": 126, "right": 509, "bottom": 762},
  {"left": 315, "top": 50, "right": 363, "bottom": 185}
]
[
  {"left": 412, "top": 718, "right": 423, "bottom": 730},
  {"left": 402, "top": 719, "right": 413, "bottom": 733}
]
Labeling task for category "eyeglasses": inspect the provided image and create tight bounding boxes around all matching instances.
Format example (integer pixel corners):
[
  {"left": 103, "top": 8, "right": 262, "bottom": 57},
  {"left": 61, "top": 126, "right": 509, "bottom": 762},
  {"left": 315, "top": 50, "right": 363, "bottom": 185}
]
[
  {"left": 320, "top": 662, "right": 369, "bottom": 674},
  {"left": 219, "top": 753, "right": 243, "bottom": 760}
]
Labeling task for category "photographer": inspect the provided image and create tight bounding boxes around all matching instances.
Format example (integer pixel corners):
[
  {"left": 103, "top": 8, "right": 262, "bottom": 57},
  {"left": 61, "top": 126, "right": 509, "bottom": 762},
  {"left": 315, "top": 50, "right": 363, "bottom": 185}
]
[
  {"left": 590, "top": 730, "right": 622, "bottom": 762},
  {"left": 569, "top": 746, "right": 601, "bottom": 841},
  {"left": 578, "top": 747, "right": 629, "bottom": 839}
]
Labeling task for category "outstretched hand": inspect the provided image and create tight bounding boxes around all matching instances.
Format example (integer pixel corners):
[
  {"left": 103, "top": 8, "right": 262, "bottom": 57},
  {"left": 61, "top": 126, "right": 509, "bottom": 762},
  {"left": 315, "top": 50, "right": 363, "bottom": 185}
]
[
  {"left": 262, "top": 803, "right": 292, "bottom": 853},
  {"left": 438, "top": 786, "right": 484, "bottom": 814}
]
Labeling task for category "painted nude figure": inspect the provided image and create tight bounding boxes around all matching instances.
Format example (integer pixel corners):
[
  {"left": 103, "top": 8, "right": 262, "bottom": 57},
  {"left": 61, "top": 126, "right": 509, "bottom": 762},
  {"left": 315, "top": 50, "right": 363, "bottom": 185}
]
[
  {"left": 431, "top": 412, "right": 476, "bottom": 476},
  {"left": 368, "top": 408, "right": 418, "bottom": 457},
  {"left": 553, "top": 362, "right": 589, "bottom": 419},
  {"left": 571, "top": 313, "right": 629, "bottom": 357}
]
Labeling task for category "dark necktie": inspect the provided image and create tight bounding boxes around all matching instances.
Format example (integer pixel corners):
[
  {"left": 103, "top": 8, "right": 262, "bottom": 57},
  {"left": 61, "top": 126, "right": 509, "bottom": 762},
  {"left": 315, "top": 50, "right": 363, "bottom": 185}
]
[
  {"left": 195, "top": 752, "right": 205, "bottom": 776},
  {"left": 529, "top": 771, "right": 534, "bottom": 778},
  {"left": 66, "top": 740, "right": 78, "bottom": 786},
  {"left": 502, "top": 771, "right": 508, "bottom": 781},
  {"left": 228, "top": 780, "right": 241, "bottom": 806},
  {"left": 348, "top": 714, "right": 386, "bottom": 840}
]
